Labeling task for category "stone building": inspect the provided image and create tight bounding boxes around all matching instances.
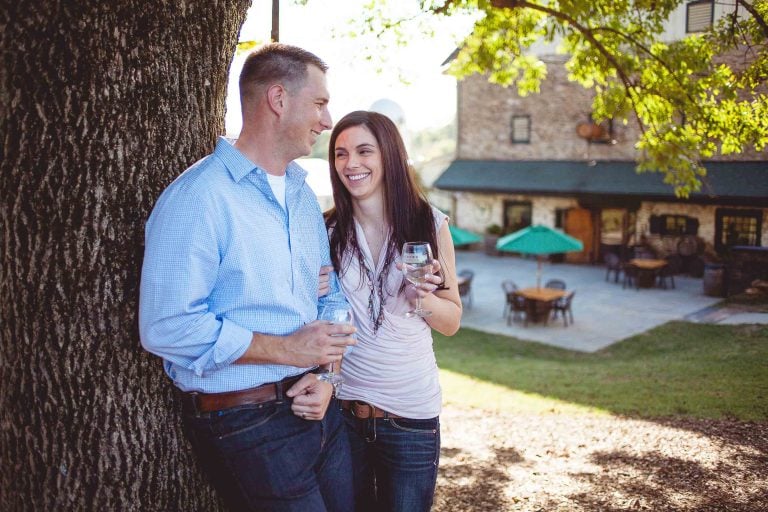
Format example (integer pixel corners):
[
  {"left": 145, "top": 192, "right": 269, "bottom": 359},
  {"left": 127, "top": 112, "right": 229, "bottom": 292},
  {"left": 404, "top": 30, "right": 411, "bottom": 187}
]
[{"left": 431, "top": 0, "right": 768, "bottom": 278}]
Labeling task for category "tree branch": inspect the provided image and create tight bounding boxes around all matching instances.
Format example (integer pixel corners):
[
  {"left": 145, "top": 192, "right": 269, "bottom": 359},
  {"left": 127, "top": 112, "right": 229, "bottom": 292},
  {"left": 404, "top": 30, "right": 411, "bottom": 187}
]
[
  {"left": 737, "top": 0, "right": 768, "bottom": 39},
  {"left": 490, "top": 0, "right": 647, "bottom": 134},
  {"left": 591, "top": 25, "right": 698, "bottom": 105}
]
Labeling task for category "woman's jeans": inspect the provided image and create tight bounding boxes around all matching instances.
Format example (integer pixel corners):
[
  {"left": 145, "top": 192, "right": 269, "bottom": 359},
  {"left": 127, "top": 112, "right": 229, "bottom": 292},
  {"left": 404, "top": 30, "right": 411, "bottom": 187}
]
[
  {"left": 182, "top": 397, "right": 353, "bottom": 512},
  {"left": 343, "top": 411, "right": 440, "bottom": 512}
]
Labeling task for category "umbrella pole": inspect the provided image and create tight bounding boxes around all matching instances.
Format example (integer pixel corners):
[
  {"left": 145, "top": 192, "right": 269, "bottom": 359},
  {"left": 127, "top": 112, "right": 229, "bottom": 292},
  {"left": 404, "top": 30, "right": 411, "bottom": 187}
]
[{"left": 537, "top": 256, "right": 542, "bottom": 289}]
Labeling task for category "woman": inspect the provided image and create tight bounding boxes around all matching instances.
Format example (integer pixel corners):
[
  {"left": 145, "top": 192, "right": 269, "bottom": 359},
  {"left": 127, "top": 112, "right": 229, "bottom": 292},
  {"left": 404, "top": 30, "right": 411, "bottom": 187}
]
[{"left": 325, "top": 110, "right": 462, "bottom": 511}]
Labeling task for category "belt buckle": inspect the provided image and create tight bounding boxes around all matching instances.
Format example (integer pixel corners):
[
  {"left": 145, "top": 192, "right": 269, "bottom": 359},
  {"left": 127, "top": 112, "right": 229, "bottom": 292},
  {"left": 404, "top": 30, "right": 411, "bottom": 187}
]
[{"left": 353, "top": 401, "right": 375, "bottom": 419}]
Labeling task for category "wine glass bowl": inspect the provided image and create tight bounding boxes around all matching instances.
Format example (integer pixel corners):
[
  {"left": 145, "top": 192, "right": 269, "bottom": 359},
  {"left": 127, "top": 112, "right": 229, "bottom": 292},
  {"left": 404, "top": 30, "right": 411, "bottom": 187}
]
[
  {"left": 401, "top": 242, "right": 433, "bottom": 318},
  {"left": 322, "top": 307, "right": 354, "bottom": 335}
]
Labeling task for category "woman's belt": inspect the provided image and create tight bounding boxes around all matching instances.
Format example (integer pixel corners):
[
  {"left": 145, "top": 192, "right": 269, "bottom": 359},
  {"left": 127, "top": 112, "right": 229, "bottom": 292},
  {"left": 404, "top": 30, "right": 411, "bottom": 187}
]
[{"left": 340, "top": 399, "right": 402, "bottom": 419}]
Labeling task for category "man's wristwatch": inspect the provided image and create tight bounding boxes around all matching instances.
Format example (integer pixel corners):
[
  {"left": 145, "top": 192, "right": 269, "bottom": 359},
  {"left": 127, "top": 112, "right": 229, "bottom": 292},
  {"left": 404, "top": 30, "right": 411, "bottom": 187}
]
[{"left": 312, "top": 367, "right": 341, "bottom": 396}]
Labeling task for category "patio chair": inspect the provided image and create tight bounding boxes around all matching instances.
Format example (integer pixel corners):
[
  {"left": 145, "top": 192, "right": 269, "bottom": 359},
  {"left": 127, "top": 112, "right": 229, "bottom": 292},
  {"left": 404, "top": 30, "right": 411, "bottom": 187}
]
[
  {"left": 458, "top": 269, "right": 475, "bottom": 309},
  {"left": 657, "top": 254, "right": 682, "bottom": 289},
  {"left": 508, "top": 292, "right": 528, "bottom": 325},
  {"left": 633, "top": 246, "right": 656, "bottom": 259},
  {"left": 501, "top": 280, "right": 526, "bottom": 323},
  {"left": 544, "top": 279, "right": 566, "bottom": 290},
  {"left": 551, "top": 291, "right": 575, "bottom": 326},
  {"left": 622, "top": 264, "right": 639, "bottom": 290},
  {"left": 604, "top": 252, "right": 623, "bottom": 283},
  {"left": 501, "top": 280, "right": 518, "bottom": 318}
]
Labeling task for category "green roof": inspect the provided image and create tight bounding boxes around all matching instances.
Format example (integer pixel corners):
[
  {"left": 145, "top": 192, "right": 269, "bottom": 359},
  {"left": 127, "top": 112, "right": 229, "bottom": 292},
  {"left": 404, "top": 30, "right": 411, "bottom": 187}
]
[{"left": 433, "top": 160, "right": 768, "bottom": 206}]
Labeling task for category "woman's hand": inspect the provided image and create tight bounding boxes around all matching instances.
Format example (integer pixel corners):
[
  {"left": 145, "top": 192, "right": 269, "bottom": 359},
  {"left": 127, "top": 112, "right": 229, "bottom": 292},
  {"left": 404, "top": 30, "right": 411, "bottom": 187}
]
[
  {"left": 398, "top": 259, "right": 442, "bottom": 306},
  {"left": 317, "top": 265, "right": 333, "bottom": 298}
]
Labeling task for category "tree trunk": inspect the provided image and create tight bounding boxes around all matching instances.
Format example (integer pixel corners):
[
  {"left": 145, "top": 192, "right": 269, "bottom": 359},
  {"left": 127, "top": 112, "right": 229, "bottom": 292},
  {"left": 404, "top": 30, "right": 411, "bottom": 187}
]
[{"left": 0, "top": 1, "right": 250, "bottom": 509}]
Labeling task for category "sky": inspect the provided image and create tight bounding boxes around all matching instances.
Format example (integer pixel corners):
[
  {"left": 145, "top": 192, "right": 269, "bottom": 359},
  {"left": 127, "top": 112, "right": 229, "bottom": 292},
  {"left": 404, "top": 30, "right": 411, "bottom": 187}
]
[{"left": 225, "top": 0, "right": 476, "bottom": 136}]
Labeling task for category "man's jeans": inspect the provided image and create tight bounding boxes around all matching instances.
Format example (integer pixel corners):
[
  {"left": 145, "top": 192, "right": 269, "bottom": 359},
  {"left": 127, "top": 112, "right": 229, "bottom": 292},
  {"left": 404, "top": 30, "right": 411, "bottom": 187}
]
[
  {"left": 182, "top": 397, "right": 353, "bottom": 512},
  {"left": 343, "top": 412, "right": 440, "bottom": 512}
]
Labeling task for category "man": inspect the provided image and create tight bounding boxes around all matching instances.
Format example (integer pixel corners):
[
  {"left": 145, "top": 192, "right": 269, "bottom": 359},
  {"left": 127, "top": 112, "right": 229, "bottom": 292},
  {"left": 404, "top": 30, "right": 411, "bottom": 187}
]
[{"left": 139, "top": 43, "right": 355, "bottom": 511}]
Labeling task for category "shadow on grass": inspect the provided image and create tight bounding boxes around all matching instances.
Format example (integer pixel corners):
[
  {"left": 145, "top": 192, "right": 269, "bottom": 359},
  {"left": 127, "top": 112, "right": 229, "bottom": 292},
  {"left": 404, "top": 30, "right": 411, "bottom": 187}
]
[
  {"left": 435, "top": 446, "right": 522, "bottom": 511},
  {"left": 570, "top": 449, "right": 768, "bottom": 511},
  {"left": 435, "top": 426, "right": 768, "bottom": 511},
  {"left": 653, "top": 416, "right": 768, "bottom": 473}
]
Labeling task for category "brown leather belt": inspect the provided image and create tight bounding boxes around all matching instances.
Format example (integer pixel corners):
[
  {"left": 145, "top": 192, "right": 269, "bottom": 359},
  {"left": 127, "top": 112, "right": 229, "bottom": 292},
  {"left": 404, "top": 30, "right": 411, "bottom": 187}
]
[
  {"left": 340, "top": 400, "right": 401, "bottom": 419},
  {"left": 179, "top": 373, "right": 305, "bottom": 414}
]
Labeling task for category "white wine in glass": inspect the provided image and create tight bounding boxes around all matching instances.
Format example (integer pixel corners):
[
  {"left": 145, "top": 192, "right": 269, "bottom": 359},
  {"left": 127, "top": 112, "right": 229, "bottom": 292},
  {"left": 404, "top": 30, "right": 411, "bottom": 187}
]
[
  {"left": 401, "top": 241, "right": 433, "bottom": 318},
  {"left": 317, "top": 306, "right": 352, "bottom": 391}
]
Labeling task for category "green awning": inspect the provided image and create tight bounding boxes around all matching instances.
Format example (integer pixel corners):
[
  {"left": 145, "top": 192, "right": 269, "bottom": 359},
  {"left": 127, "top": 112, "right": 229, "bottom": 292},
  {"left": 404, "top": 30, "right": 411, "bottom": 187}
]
[{"left": 433, "top": 160, "right": 768, "bottom": 206}]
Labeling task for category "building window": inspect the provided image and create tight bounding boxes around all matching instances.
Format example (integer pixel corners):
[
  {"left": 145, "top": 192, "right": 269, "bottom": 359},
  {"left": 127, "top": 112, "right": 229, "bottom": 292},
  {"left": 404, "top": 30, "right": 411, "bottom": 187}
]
[
  {"left": 649, "top": 214, "right": 699, "bottom": 236},
  {"left": 715, "top": 208, "right": 763, "bottom": 252},
  {"left": 686, "top": 0, "right": 714, "bottom": 33},
  {"left": 503, "top": 200, "right": 532, "bottom": 234},
  {"left": 600, "top": 209, "right": 625, "bottom": 246},
  {"left": 555, "top": 208, "right": 567, "bottom": 229},
  {"left": 664, "top": 215, "right": 688, "bottom": 235},
  {"left": 511, "top": 115, "right": 531, "bottom": 143}
]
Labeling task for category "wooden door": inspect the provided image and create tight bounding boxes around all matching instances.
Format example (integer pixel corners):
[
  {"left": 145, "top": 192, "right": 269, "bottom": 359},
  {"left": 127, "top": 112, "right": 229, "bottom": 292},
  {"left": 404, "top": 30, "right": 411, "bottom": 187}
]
[{"left": 564, "top": 207, "right": 594, "bottom": 263}]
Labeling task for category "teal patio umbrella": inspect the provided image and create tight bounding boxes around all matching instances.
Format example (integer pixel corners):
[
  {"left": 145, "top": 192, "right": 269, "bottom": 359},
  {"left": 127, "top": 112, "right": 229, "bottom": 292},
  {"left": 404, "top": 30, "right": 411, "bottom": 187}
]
[
  {"left": 449, "top": 225, "right": 482, "bottom": 247},
  {"left": 496, "top": 225, "right": 584, "bottom": 287}
]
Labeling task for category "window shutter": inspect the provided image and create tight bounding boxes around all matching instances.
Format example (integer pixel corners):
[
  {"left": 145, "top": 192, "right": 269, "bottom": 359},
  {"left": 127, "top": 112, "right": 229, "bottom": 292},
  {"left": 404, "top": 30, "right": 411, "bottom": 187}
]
[
  {"left": 686, "top": 217, "right": 699, "bottom": 235},
  {"left": 687, "top": 1, "right": 713, "bottom": 33},
  {"left": 649, "top": 215, "right": 662, "bottom": 234}
]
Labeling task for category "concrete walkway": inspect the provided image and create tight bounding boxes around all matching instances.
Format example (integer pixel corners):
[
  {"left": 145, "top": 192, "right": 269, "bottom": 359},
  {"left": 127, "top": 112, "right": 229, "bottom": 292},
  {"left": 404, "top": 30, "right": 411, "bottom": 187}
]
[{"left": 454, "top": 250, "right": 768, "bottom": 352}]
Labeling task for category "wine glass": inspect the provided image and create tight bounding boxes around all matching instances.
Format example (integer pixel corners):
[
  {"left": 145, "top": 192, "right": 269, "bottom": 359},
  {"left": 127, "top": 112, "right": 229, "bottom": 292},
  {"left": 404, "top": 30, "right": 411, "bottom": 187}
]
[
  {"left": 401, "top": 241, "right": 433, "bottom": 318},
  {"left": 317, "top": 306, "right": 352, "bottom": 390}
]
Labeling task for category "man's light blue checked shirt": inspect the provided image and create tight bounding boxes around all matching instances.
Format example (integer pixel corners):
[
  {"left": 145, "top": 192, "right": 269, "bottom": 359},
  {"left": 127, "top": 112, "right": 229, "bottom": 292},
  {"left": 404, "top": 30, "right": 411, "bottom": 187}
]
[{"left": 139, "top": 137, "right": 347, "bottom": 393}]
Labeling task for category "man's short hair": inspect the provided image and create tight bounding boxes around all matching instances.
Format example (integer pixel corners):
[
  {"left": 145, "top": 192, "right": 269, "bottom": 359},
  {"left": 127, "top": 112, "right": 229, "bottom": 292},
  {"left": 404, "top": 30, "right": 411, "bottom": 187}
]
[{"left": 239, "top": 43, "right": 328, "bottom": 104}]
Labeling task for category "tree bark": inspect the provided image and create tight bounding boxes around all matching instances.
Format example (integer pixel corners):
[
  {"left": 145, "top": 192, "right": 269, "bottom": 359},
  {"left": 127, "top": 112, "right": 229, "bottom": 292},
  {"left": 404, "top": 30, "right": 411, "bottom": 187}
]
[{"left": 1, "top": 1, "right": 250, "bottom": 509}]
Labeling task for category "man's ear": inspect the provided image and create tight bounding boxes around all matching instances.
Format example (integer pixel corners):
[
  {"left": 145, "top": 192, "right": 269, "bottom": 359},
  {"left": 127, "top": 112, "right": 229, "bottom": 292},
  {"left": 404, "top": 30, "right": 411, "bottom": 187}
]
[{"left": 267, "top": 84, "right": 286, "bottom": 115}]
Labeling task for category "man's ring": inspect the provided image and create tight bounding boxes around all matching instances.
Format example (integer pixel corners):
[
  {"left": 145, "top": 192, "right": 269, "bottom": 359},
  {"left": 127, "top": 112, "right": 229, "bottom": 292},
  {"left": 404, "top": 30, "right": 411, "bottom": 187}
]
[{"left": 301, "top": 412, "right": 306, "bottom": 419}]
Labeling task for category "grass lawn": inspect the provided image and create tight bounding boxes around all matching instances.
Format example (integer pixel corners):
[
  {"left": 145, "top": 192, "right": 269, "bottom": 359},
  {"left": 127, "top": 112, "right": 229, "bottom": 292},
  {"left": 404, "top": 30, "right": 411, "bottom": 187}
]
[{"left": 435, "top": 321, "right": 768, "bottom": 421}]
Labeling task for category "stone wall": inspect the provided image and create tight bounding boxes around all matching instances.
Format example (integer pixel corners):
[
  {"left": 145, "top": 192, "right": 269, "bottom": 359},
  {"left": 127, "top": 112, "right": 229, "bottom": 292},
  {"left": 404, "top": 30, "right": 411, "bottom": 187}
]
[
  {"left": 637, "top": 202, "right": 768, "bottom": 257},
  {"left": 442, "top": 190, "right": 768, "bottom": 263},
  {"left": 456, "top": 56, "right": 640, "bottom": 162},
  {"left": 456, "top": 54, "right": 767, "bottom": 162},
  {"left": 448, "top": 192, "right": 577, "bottom": 235}
]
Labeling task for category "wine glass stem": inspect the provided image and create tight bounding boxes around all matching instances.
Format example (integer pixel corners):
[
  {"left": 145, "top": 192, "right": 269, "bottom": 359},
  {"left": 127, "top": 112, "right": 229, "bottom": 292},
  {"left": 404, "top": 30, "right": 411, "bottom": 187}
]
[{"left": 416, "top": 296, "right": 422, "bottom": 312}]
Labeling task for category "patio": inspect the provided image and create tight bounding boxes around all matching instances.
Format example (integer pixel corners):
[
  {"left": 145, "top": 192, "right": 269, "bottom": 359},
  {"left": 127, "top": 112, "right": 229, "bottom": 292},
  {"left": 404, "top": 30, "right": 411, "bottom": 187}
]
[{"left": 454, "top": 249, "right": 725, "bottom": 352}]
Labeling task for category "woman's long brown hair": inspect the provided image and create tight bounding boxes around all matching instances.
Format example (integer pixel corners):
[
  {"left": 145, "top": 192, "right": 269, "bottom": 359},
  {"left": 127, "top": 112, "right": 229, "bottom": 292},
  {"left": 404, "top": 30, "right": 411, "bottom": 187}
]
[{"left": 324, "top": 110, "right": 439, "bottom": 284}]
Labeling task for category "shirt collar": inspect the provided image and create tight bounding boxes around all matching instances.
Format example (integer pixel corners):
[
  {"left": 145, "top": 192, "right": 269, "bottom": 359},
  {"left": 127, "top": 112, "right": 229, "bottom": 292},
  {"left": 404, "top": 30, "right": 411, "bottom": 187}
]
[
  {"left": 285, "top": 160, "right": 308, "bottom": 185},
  {"left": 214, "top": 137, "right": 257, "bottom": 182},
  {"left": 214, "top": 137, "right": 308, "bottom": 185}
]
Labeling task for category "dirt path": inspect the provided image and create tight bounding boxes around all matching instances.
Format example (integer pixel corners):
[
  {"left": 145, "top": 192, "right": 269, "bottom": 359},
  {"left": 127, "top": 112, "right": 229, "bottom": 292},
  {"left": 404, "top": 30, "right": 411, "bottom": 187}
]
[{"left": 434, "top": 406, "right": 768, "bottom": 511}]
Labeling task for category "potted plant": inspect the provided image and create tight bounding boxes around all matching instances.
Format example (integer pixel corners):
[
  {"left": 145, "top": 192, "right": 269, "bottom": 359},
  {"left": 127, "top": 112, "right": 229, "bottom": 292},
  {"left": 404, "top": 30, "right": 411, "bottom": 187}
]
[{"left": 484, "top": 224, "right": 503, "bottom": 256}]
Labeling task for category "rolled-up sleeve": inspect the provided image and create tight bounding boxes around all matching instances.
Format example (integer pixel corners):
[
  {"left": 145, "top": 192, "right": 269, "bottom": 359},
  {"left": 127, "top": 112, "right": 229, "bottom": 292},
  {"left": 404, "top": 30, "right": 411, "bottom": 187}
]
[{"left": 139, "top": 186, "right": 252, "bottom": 377}]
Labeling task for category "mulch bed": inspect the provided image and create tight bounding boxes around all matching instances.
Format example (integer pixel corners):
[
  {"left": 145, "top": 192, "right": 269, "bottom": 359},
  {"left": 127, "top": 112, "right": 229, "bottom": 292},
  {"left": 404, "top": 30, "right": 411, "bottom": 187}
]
[{"left": 434, "top": 406, "right": 768, "bottom": 511}]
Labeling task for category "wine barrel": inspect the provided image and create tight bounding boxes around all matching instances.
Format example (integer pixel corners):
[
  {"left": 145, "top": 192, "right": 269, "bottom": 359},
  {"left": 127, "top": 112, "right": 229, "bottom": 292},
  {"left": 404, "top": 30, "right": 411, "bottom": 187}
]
[{"left": 703, "top": 263, "right": 725, "bottom": 297}]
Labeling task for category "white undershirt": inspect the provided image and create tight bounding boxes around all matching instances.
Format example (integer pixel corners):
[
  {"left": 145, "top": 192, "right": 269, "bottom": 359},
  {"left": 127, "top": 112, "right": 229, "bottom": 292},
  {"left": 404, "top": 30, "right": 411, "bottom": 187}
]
[{"left": 266, "top": 173, "right": 286, "bottom": 210}]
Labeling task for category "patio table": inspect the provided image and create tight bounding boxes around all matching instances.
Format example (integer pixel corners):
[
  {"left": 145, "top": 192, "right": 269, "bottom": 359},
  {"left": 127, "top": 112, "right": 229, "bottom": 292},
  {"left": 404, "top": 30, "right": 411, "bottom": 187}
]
[
  {"left": 629, "top": 258, "right": 668, "bottom": 288},
  {"left": 518, "top": 287, "right": 568, "bottom": 302},
  {"left": 517, "top": 287, "right": 568, "bottom": 324}
]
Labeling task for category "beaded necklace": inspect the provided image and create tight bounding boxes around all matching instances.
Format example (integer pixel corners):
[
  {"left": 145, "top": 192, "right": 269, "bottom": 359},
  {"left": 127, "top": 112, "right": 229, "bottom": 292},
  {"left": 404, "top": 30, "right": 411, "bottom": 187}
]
[{"left": 355, "top": 245, "right": 396, "bottom": 334}]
